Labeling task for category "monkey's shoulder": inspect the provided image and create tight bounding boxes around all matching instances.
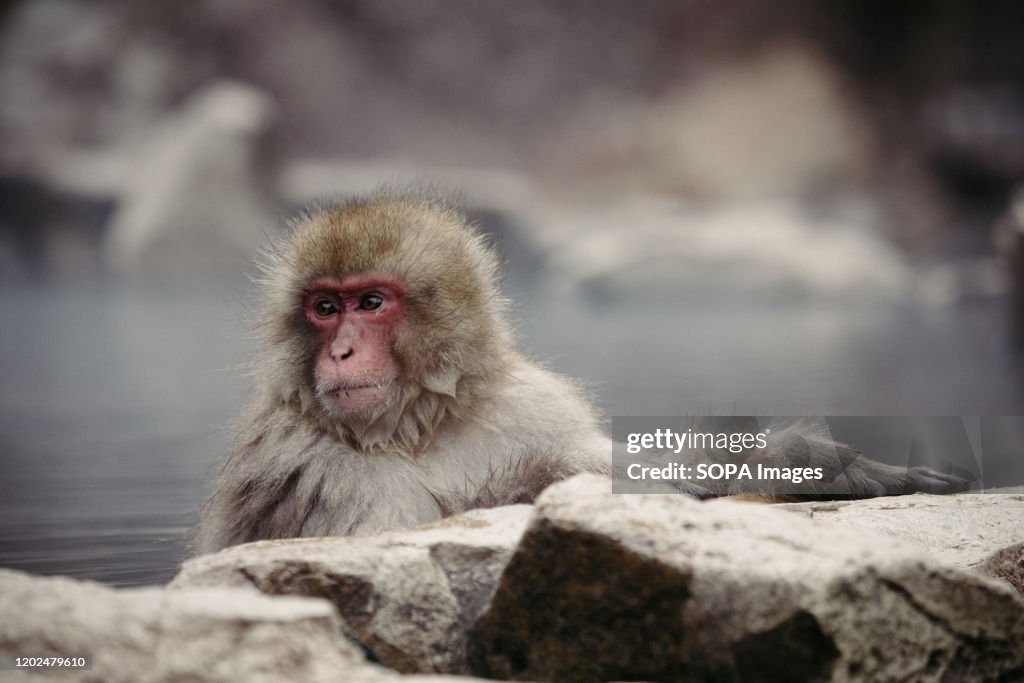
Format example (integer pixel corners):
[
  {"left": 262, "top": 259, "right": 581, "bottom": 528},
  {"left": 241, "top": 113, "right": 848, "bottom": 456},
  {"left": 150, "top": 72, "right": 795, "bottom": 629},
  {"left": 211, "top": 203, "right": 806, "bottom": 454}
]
[
  {"left": 458, "top": 357, "right": 607, "bottom": 453},
  {"left": 497, "top": 355, "right": 595, "bottom": 413}
]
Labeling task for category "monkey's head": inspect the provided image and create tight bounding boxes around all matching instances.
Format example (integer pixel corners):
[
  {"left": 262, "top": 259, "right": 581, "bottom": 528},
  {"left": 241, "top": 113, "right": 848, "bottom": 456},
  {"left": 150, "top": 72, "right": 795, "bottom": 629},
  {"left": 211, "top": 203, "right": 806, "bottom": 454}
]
[{"left": 258, "top": 192, "right": 513, "bottom": 453}]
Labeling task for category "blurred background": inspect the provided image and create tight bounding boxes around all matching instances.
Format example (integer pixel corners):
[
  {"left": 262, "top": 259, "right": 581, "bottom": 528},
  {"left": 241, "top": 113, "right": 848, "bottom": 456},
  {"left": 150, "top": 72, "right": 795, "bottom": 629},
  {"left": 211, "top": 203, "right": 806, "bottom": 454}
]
[{"left": 2, "top": 0, "right": 1024, "bottom": 585}]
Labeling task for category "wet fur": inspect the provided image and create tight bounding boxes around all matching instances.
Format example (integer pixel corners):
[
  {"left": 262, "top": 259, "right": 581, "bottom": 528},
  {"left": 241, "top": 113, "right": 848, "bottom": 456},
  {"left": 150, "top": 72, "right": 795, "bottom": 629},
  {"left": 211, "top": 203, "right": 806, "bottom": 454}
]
[{"left": 192, "top": 191, "right": 966, "bottom": 555}]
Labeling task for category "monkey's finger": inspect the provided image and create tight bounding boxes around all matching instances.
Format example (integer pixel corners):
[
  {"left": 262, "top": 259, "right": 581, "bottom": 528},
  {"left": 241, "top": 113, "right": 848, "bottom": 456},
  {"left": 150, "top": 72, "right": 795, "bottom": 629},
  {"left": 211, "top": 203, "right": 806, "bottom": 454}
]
[{"left": 906, "top": 467, "right": 971, "bottom": 494}]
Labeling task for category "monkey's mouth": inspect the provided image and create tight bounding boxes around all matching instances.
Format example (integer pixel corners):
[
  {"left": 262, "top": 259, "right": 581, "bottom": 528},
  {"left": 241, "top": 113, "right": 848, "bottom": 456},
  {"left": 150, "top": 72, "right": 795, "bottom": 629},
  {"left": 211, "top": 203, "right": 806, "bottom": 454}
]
[
  {"left": 318, "top": 380, "right": 394, "bottom": 400},
  {"left": 322, "top": 383, "right": 384, "bottom": 396},
  {"left": 316, "top": 377, "right": 395, "bottom": 414}
]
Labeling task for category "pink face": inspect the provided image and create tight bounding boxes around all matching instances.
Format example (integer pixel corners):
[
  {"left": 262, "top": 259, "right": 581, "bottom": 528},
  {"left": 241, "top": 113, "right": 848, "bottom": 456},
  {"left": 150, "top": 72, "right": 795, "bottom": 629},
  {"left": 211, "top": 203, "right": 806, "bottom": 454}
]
[{"left": 302, "top": 276, "right": 403, "bottom": 416}]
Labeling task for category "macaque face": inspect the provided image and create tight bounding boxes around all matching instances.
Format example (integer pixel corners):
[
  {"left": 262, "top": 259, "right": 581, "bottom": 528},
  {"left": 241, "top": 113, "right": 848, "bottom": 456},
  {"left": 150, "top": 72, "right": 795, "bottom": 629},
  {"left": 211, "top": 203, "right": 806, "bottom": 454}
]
[{"left": 302, "top": 275, "right": 404, "bottom": 417}]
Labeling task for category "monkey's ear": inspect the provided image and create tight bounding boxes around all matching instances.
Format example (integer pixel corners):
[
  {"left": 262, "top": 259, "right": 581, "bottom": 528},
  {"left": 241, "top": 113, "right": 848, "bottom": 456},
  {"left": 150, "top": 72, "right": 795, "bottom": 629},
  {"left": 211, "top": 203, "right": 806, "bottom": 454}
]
[{"left": 421, "top": 367, "right": 460, "bottom": 397}]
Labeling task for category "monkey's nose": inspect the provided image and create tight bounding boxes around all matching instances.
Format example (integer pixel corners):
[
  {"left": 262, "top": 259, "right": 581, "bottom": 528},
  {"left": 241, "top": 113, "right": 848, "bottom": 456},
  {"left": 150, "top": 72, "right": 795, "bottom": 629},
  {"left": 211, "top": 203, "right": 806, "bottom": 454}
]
[{"left": 332, "top": 347, "right": 354, "bottom": 361}]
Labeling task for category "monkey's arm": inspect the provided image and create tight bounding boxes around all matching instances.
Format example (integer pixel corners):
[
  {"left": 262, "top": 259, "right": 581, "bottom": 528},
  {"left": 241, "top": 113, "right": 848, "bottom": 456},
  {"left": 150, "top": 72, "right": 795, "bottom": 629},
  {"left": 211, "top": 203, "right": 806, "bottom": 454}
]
[
  {"left": 491, "top": 363, "right": 969, "bottom": 502},
  {"left": 605, "top": 422, "right": 969, "bottom": 500}
]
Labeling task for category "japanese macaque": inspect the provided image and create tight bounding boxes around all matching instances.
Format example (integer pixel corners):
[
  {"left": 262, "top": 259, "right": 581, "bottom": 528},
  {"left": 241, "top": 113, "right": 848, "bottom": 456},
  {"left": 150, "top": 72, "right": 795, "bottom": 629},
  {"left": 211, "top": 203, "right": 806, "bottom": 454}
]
[{"left": 192, "top": 192, "right": 967, "bottom": 555}]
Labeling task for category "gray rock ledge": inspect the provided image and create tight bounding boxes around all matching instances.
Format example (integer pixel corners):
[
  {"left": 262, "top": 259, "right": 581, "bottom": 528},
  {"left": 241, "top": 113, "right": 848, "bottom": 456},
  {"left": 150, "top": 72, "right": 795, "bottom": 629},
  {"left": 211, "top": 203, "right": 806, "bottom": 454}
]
[
  {"left": 475, "top": 475, "right": 1024, "bottom": 683},
  {"left": 172, "top": 505, "right": 534, "bottom": 675}
]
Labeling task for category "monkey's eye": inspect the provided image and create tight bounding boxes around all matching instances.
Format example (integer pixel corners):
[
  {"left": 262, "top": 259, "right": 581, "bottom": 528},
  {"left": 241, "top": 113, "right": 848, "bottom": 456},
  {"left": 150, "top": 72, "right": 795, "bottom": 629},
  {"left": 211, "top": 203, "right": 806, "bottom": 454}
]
[
  {"left": 313, "top": 299, "right": 338, "bottom": 318},
  {"left": 359, "top": 293, "right": 384, "bottom": 311}
]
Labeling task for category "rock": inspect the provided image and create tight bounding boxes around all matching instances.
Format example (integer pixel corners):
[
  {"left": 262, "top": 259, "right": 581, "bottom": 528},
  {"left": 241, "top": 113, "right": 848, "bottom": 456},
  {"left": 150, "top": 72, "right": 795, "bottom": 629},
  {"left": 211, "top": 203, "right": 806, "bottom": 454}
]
[
  {"left": 0, "top": 568, "right": 371, "bottom": 683},
  {"left": 103, "top": 81, "right": 281, "bottom": 276},
  {"left": 475, "top": 474, "right": 1024, "bottom": 683},
  {"left": 172, "top": 506, "right": 533, "bottom": 675},
  {"left": 552, "top": 44, "right": 871, "bottom": 200},
  {"left": 778, "top": 491, "right": 1024, "bottom": 595},
  {"left": 645, "top": 45, "right": 871, "bottom": 198}
]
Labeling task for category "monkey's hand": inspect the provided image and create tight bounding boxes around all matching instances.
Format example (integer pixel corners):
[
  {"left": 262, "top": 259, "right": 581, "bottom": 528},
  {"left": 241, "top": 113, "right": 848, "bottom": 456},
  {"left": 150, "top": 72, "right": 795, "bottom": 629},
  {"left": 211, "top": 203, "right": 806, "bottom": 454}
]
[
  {"left": 835, "top": 458, "right": 970, "bottom": 497},
  {"left": 904, "top": 465, "right": 971, "bottom": 494},
  {"left": 724, "top": 429, "right": 971, "bottom": 499}
]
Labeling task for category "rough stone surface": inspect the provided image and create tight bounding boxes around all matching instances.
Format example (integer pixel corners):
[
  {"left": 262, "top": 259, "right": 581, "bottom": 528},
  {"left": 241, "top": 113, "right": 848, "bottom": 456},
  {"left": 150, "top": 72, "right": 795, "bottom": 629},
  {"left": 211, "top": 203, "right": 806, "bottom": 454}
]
[
  {"left": 778, "top": 490, "right": 1024, "bottom": 595},
  {"left": 172, "top": 505, "right": 533, "bottom": 674},
  {"left": 475, "top": 474, "right": 1024, "bottom": 683},
  {"left": 0, "top": 568, "right": 372, "bottom": 683},
  {"left": 8, "top": 484, "right": 1023, "bottom": 682}
]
